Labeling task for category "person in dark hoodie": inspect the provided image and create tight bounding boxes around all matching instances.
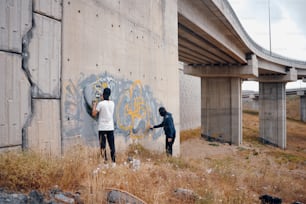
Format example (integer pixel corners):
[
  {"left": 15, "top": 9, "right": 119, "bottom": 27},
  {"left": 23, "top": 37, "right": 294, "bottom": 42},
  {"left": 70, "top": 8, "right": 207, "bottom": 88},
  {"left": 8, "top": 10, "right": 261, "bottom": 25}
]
[{"left": 150, "top": 107, "right": 176, "bottom": 156}]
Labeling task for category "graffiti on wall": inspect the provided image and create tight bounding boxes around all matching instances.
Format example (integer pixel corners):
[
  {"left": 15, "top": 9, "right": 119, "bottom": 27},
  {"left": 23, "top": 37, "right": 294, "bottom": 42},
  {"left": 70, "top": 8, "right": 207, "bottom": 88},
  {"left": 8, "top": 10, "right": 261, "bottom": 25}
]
[{"left": 63, "top": 72, "right": 163, "bottom": 144}]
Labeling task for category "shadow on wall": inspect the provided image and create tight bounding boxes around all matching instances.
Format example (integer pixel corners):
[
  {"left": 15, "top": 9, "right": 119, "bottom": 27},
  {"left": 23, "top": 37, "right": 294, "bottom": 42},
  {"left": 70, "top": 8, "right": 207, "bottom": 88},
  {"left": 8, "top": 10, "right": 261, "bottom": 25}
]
[{"left": 63, "top": 72, "right": 163, "bottom": 145}]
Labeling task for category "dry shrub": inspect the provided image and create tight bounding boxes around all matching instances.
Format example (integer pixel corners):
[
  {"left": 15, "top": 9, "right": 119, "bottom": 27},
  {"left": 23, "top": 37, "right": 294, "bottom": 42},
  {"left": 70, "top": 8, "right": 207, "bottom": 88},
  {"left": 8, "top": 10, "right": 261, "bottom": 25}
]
[
  {"left": 180, "top": 127, "right": 201, "bottom": 142},
  {"left": 57, "top": 145, "right": 97, "bottom": 189},
  {"left": 0, "top": 150, "right": 58, "bottom": 192},
  {"left": 0, "top": 112, "right": 305, "bottom": 203},
  {"left": 266, "top": 150, "right": 306, "bottom": 171},
  {"left": 287, "top": 95, "right": 300, "bottom": 120},
  {"left": 243, "top": 110, "right": 259, "bottom": 115},
  {"left": 125, "top": 143, "right": 159, "bottom": 160},
  {"left": 1, "top": 141, "right": 305, "bottom": 203},
  {"left": 0, "top": 146, "right": 96, "bottom": 193}
]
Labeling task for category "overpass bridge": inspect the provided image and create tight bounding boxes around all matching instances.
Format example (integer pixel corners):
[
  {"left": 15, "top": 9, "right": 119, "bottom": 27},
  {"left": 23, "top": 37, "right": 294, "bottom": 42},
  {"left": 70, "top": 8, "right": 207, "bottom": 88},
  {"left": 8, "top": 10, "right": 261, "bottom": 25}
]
[
  {"left": 1, "top": 0, "right": 306, "bottom": 154},
  {"left": 243, "top": 88, "right": 306, "bottom": 123},
  {"left": 177, "top": 0, "right": 306, "bottom": 149},
  {"left": 243, "top": 88, "right": 306, "bottom": 98}
]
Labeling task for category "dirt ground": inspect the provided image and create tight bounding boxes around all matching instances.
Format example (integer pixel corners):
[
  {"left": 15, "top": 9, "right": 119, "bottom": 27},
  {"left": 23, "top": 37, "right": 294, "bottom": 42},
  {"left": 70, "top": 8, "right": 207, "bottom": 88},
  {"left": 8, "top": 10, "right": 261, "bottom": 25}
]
[
  {"left": 181, "top": 114, "right": 306, "bottom": 158},
  {"left": 179, "top": 113, "right": 306, "bottom": 203},
  {"left": 181, "top": 137, "right": 239, "bottom": 159}
]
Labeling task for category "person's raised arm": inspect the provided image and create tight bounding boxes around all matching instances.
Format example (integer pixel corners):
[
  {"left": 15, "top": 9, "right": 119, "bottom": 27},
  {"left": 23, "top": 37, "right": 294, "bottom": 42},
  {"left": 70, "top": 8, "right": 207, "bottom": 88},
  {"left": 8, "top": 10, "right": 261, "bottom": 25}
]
[
  {"left": 92, "top": 101, "right": 98, "bottom": 117},
  {"left": 150, "top": 121, "right": 164, "bottom": 130}
]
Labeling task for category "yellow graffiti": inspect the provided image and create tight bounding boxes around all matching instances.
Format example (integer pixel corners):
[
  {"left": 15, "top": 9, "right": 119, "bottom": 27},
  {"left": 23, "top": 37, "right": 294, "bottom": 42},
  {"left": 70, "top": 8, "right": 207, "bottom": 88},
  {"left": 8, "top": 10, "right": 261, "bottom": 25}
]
[
  {"left": 130, "top": 135, "right": 145, "bottom": 140},
  {"left": 116, "top": 80, "right": 151, "bottom": 134},
  {"left": 129, "top": 80, "right": 142, "bottom": 96},
  {"left": 125, "top": 98, "right": 145, "bottom": 119},
  {"left": 102, "top": 82, "right": 108, "bottom": 88}
]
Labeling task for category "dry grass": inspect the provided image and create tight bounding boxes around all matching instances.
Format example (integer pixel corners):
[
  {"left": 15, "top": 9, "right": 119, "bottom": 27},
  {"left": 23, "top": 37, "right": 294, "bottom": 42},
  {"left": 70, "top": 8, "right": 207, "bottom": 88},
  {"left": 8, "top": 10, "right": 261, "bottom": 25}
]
[
  {"left": 0, "top": 146, "right": 92, "bottom": 192},
  {"left": 0, "top": 112, "right": 305, "bottom": 203},
  {"left": 287, "top": 95, "right": 300, "bottom": 120},
  {"left": 180, "top": 127, "right": 201, "bottom": 142}
]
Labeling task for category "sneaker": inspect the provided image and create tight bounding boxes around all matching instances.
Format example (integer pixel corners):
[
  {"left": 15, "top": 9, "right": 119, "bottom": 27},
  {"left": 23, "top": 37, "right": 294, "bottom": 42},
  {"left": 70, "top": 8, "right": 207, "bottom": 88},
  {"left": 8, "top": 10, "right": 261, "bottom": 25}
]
[{"left": 111, "top": 162, "right": 116, "bottom": 168}]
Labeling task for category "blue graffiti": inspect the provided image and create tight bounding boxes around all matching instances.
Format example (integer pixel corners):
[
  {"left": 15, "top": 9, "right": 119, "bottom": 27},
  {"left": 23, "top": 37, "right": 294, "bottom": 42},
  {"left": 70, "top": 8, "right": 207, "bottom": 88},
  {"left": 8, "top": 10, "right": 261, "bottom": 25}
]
[{"left": 63, "top": 72, "right": 163, "bottom": 144}]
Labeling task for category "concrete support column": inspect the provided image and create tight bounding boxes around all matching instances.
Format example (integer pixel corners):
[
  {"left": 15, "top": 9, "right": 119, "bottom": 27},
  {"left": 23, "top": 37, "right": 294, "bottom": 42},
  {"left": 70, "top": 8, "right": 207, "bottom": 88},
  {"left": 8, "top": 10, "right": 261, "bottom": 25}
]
[
  {"left": 201, "top": 77, "right": 242, "bottom": 145},
  {"left": 259, "top": 82, "right": 286, "bottom": 149},
  {"left": 300, "top": 95, "right": 306, "bottom": 122}
]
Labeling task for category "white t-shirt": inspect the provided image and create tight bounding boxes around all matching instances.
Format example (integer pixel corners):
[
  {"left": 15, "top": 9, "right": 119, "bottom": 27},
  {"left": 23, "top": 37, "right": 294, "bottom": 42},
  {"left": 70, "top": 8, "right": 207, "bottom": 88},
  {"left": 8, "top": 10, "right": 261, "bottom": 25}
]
[{"left": 95, "top": 100, "right": 115, "bottom": 131}]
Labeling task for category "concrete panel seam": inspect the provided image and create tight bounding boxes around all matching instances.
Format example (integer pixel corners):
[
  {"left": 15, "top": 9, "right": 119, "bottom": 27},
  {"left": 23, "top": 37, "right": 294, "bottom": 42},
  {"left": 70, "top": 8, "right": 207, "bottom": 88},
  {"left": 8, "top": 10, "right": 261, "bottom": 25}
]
[
  {"left": 0, "top": 144, "right": 22, "bottom": 149},
  {"left": 32, "top": 98, "right": 61, "bottom": 100},
  {"left": 33, "top": 11, "right": 62, "bottom": 22},
  {"left": 0, "top": 50, "right": 22, "bottom": 55}
]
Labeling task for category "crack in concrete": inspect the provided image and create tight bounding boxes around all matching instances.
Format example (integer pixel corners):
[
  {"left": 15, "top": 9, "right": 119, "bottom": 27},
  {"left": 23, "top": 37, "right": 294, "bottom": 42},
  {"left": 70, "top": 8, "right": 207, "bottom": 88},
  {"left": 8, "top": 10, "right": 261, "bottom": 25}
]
[{"left": 21, "top": 0, "right": 35, "bottom": 150}]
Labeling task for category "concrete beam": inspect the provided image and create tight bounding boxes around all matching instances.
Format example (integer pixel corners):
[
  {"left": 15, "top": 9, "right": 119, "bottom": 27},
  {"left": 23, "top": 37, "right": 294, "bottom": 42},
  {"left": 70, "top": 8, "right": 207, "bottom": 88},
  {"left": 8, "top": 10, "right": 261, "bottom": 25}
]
[
  {"left": 178, "top": 0, "right": 247, "bottom": 64},
  {"left": 184, "top": 54, "right": 258, "bottom": 78},
  {"left": 297, "top": 90, "right": 305, "bottom": 96},
  {"left": 178, "top": 23, "right": 236, "bottom": 63},
  {"left": 258, "top": 59, "right": 287, "bottom": 74},
  {"left": 258, "top": 68, "right": 297, "bottom": 82}
]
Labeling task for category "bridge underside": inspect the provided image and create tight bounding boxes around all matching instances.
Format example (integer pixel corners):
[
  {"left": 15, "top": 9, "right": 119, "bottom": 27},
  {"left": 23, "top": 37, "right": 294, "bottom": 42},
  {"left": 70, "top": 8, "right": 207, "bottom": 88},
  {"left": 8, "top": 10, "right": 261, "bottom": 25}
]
[
  {"left": 178, "top": 14, "right": 245, "bottom": 66},
  {"left": 177, "top": 0, "right": 299, "bottom": 148}
]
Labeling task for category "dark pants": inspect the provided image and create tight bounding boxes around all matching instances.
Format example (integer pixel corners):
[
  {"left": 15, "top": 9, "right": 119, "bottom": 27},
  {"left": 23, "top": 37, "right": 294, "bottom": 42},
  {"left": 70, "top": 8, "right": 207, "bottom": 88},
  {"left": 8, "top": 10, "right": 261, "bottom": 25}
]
[
  {"left": 166, "top": 134, "right": 175, "bottom": 156},
  {"left": 99, "top": 130, "right": 115, "bottom": 162}
]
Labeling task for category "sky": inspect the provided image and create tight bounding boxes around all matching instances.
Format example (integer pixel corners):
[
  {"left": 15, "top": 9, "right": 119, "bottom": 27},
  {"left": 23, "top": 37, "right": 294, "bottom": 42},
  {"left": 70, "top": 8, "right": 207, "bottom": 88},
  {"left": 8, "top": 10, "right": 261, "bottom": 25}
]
[{"left": 227, "top": 0, "right": 306, "bottom": 91}]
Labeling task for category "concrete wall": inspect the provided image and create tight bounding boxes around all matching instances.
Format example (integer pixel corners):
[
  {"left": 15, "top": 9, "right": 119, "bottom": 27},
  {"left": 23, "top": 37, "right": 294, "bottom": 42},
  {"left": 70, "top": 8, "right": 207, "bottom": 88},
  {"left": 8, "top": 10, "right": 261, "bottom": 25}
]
[
  {"left": 0, "top": 52, "right": 31, "bottom": 151},
  {"left": 179, "top": 67, "right": 201, "bottom": 130},
  {"left": 24, "top": 0, "right": 62, "bottom": 155},
  {"left": 27, "top": 99, "right": 61, "bottom": 155},
  {"left": 61, "top": 0, "right": 180, "bottom": 155},
  {"left": 0, "top": 0, "right": 32, "bottom": 151},
  {"left": 1, "top": 0, "right": 180, "bottom": 156}
]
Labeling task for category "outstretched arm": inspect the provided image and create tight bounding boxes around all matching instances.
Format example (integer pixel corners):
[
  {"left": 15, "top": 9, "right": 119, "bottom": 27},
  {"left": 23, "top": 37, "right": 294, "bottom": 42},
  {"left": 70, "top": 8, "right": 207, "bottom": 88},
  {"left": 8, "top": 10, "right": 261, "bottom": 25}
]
[
  {"left": 92, "top": 102, "right": 98, "bottom": 117},
  {"left": 150, "top": 121, "right": 164, "bottom": 129}
]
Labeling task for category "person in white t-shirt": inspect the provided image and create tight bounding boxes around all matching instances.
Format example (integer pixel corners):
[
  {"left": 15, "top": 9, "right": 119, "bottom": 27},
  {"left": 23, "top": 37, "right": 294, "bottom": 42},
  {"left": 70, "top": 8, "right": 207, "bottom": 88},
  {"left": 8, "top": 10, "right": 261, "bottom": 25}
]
[{"left": 92, "top": 87, "right": 116, "bottom": 166}]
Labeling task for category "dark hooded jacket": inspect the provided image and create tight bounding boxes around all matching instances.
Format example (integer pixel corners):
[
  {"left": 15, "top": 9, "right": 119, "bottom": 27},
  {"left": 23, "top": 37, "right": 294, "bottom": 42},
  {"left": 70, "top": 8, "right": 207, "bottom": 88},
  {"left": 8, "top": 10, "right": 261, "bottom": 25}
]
[{"left": 153, "top": 112, "right": 176, "bottom": 138}]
